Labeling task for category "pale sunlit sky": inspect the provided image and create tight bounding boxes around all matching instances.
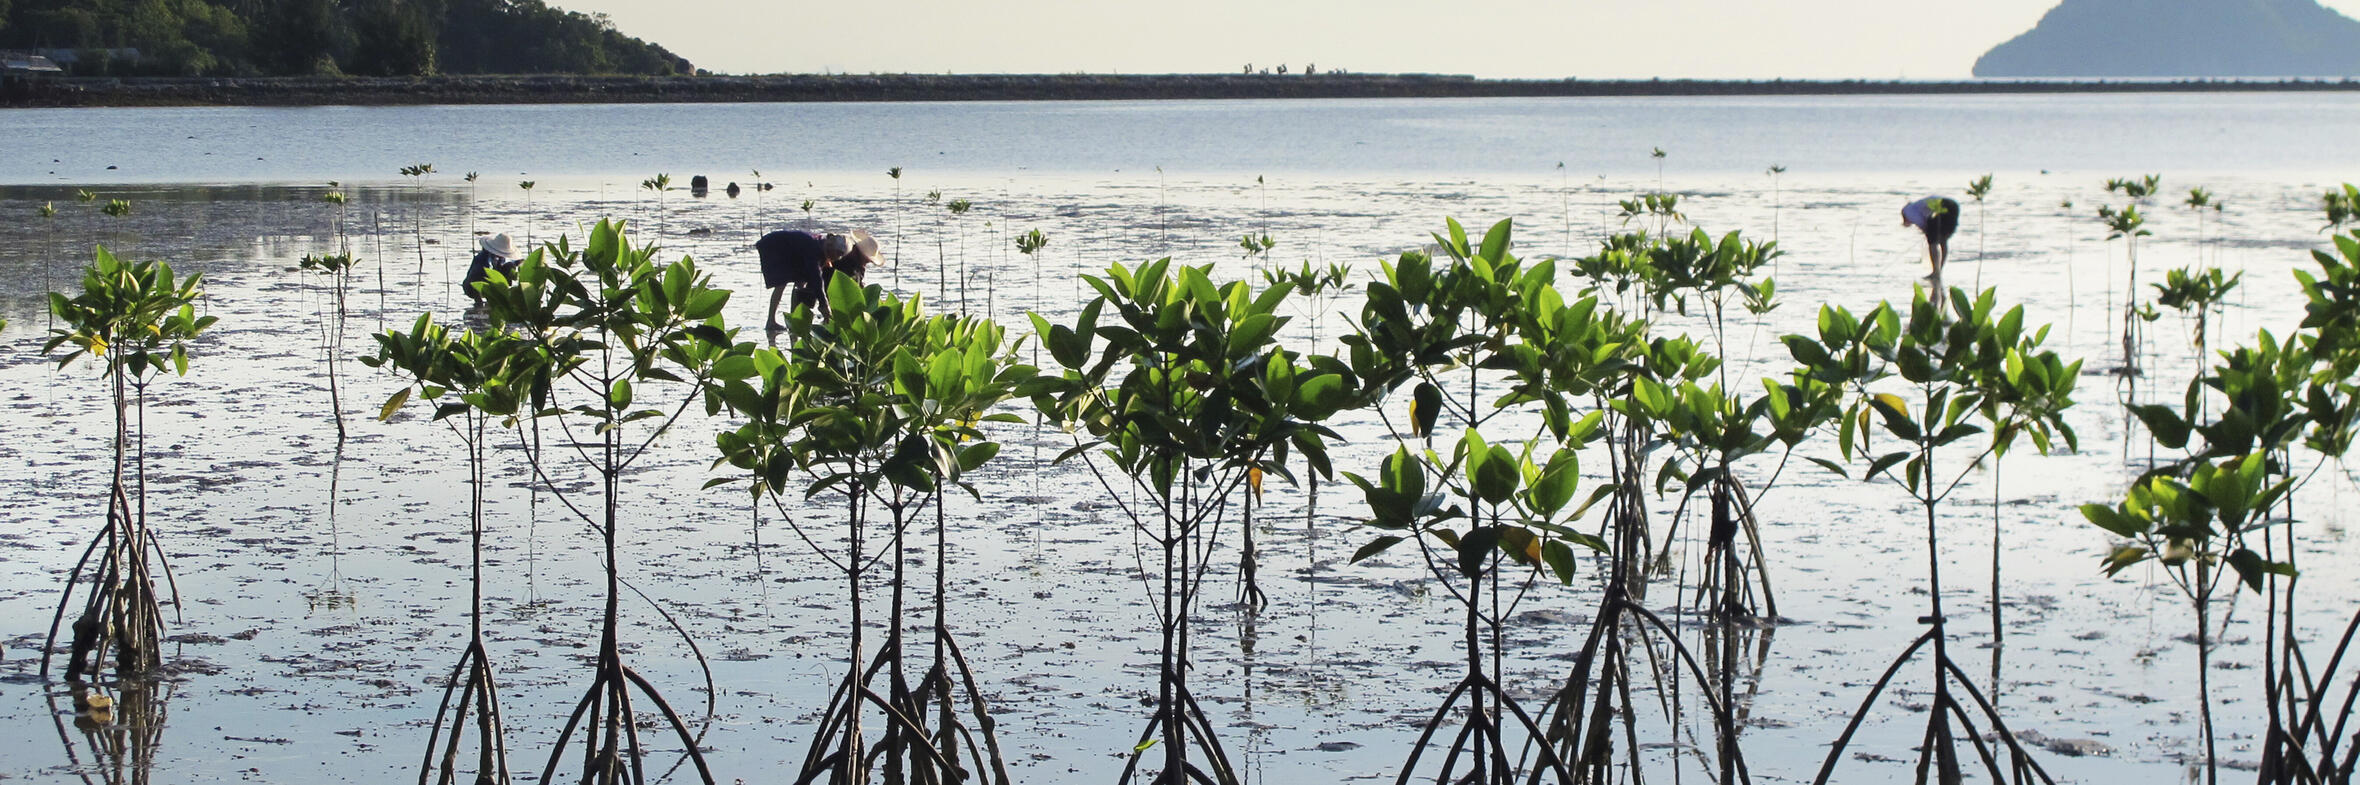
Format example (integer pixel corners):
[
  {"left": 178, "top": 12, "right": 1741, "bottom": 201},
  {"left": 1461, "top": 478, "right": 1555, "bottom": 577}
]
[{"left": 556, "top": 0, "right": 2360, "bottom": 79}]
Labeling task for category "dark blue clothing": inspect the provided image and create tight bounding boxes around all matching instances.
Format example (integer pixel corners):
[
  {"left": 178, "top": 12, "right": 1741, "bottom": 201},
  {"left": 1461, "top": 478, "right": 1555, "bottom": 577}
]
[
  {"left": 757, "top": 229, "right": 831, "bottom": 309},
  {"left": 463, "top": 250, "right": 518, "bottom": 304}
]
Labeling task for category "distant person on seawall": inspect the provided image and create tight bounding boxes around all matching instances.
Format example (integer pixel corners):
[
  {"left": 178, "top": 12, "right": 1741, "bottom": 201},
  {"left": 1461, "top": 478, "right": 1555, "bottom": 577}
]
[
  {"left": 1902, "top": 195, "right": 1961, "bottom": 281},
  {"left": 755, "top": 228, "right": 883, "bottom": 329}
]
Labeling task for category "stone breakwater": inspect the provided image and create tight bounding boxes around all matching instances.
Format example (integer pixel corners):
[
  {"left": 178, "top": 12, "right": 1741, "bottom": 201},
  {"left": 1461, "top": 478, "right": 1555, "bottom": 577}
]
[{"left": 8, "top": 72, "right": 2360, "bottom": 107}]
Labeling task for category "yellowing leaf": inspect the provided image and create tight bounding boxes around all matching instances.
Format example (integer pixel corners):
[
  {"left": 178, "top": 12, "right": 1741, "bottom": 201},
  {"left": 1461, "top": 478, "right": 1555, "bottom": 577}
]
[
  {"left": 1872, "top": 393, "right": 1908, "bottom": 418},
  {"left": 378, "top": 387, "right": 412, "bottom": 422}
]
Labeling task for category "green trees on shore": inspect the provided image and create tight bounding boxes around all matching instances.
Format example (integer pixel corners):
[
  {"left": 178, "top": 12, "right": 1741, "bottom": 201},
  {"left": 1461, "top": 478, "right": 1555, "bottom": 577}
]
[{"left": 0, "top": 0, "right": 693, "bottom": 77}]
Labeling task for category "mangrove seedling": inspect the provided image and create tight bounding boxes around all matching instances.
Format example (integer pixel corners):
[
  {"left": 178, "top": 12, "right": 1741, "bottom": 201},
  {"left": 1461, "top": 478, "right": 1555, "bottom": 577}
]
[
  {"left": 472, "top": 219, "right": 733, "bottom": 785},
  {"left": 517, "top": 181, "right": 536, "bottom": 244},
  {"left": 40, "top": 247, "right": 218, "bottom": 683},
  {"left": 401, "top": 163, "right": 435, "bottom": 276},
  {"left": 947, "top": 199, "right": 974, "bottom": 314},
  {"left": 1795, "top": 286, "right": 2077, "bottom": 784},
  {"left": 1028, "top": 259, "right": 1351, "bottom": 785},
  {"left": 364, "top": 316, "right": 536, "bottom": 785},
  {"left": 641, "top": 173, "right": 671, "bottom": 237},
  {"left": 2100, "top": 201, "right": 2153, "bottom": 377},
  {"left": 1966, "top": 174, "right": 1992, "bottom": 288},
  {"left": 298, "top": 252, "right": 359, "bottom": 441},
  {"left": 711, "top": 276, "right": 1030, "bottom": 785}
]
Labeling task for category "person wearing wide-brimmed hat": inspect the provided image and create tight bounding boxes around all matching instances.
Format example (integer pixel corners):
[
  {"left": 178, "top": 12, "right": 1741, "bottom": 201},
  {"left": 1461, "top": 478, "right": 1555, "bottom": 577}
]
[
  {"left": 463, "top": 233, "right": 522, "bottom": 305},
  {"left": 756, "top": 228, "right": 883, "bottom": 329}
]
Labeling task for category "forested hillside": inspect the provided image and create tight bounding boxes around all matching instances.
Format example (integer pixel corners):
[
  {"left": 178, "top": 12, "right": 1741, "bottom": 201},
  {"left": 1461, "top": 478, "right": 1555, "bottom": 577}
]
[
  {"left": 0, "top": 0, "right": 693, "bottom": 76},
  {"left": 1975, "top": 0, "right": 2360, "bottom": 77}
]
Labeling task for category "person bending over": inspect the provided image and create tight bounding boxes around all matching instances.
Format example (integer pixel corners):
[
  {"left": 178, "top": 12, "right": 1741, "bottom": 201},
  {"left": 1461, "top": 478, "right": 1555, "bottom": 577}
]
[
  {"left": 463, "top": 233, "right": 521, "bottom": 306},
  {"left": 1902, "top": 195, "right": 1961, "bottom": 280},
  {"left": 756, "top": 229, "right": 881, "bottom": 329}
]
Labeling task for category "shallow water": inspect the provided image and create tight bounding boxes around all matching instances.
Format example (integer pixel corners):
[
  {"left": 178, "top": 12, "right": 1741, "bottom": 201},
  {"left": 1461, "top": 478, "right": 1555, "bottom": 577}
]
[{"left": 6, "top": 100, "right": 2360, "bottom": 784}]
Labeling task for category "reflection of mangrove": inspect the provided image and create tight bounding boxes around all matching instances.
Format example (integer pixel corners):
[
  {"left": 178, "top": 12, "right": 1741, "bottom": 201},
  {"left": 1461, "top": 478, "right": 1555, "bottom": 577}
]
[
  {"left": 303, "top": 448, "right": 356, "bottom": 613},
  {"left": 49, "top": 680, "right": 172, "bottom": 785}
]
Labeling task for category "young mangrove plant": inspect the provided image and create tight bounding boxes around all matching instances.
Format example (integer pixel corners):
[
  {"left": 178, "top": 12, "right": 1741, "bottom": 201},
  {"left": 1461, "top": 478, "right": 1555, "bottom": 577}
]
[
  {"left": 298, "top": 251, "right": 359, "bottom": 441},
  {"left": 2091, "top": 220, "right": 2360, "bottom": 784},
  {"left": 1341, "top": 219, "right": 1622, "bottom": 784},
  {"left": 2102, "top": 174, "right": 2160, "bottom": 377},
  {"left": 641, "top": 173, "right": 671, "bottom": 238},
  {"left": 1028, "top": 258, "right": 1350, "bottom": 785},
  {"left": 40, "top": 247, "right": 218, "bottom": 683},
  {"left": 518, "top": 181, "right": 536, "bottom": 244},
  {"left": 39, "top": 201, "right": 57, "bottom": 329},
  {"left": 1966, "top": 174, "right": 1993, "bottom": 288},
  {"left": 710, "top": 275, "right": 1030, "bottom": 785},
  {"left": 401, "top": 163, "right": 436, "bottom": 276},
  {"left": 365, "top": 316, "right": 536, "bottom": 785},
  {"left": 1795, "top": 286, "right": 2078, "bottom": 784},
  {"left": 947, "top": 199, "right": 973, "bottom": 314},
  {"left": 471, "top": 219, "right": 732, "bottom": 785},
  {"left": 888, "top": 167, "right": 904, "bottom": 290},
  {"left": 2151, "top": 266, "right": 2242, "bottom": 372}
]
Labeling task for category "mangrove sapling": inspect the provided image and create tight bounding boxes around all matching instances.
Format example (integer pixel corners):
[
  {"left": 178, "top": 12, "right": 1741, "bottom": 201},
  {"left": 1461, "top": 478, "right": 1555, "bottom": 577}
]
[
  {"left": 2103, "top": 175, "right": 2160, "bottom": 378},
  {"left": 803, "top": 198, "right": 817, "bottom": 230},
  {"left": 710, "top": 277, "right": 1030, "bottom": 785},
  {"left": 1966, "top": 175, "right": 1992, "bottom": 289},
  {"left": 401, "top": 164, "right": 435, "bottom": 276},
  {"left": 1607, "top": 226, "right": 1797, "bottom": 620},
  {"left": 2111, "top": 229, "right": 2360, "bottom": 784},
  {"left": 40, "top": 202, "right": 57, "bottom": 329},
  {"left": 1796, "top": 286, "right": 2078, "bottom": 785},
  {"left": 40, "top": 248, "right": 218, "bottom": 683},
  {"left": 1767, "top": 164, "right": 1786, "bottom": 244},
  {"left": 1230, "top": 230, "right": 1279, "bottom": 609},
  {"left": 365, "top": 317, "right": 536, "bottom": 785},
  {"left": 471, "top": 219, "right": 732, "bottom": 785},
  {"left": 100, "top": 199, "right": 131, "bottom": 257},
  {"left": 1345, "top": 433, "right": 1599, "bottom": 785},
  {"left": 518, "top": 181, "right": 536, "bottom": 245},
  {"left": 924, "top": 189, "right": 943, "bottom": 303},
  {"left": 947, "top": 199, "right": 973, "bottom": 315},
  {"left": 1338, "top": 219, "right": 1754, "bottom": 782},
  {"left": 1028, "top": 259, "right": 1350, "bottom": 785},
  {"left": 1338, "top": 233, "right": 1616, "bottom": 785},
  {"left": 888, "top": 167, "right": 904, "bottom": 290},
  {"left": 299, "top": 252, "right": 359, "bottom": 441},
  {"left": 325, "top": 188, "right": 352, "bottom": 253},
  {"left": 641, "top": 174, "right": 671, "bottom": 238},
  {"left": 2152, "top": 266, "right": 2243, "bottom": 383},
  {"left": 2084, "top": 452, "right": 2294, "bottom": 785}
]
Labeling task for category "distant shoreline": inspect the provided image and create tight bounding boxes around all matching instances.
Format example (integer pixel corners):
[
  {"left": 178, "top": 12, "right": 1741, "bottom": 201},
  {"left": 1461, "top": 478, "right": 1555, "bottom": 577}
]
[{"left": 7, "top": 72, "right": 2359, "bottom": 108}]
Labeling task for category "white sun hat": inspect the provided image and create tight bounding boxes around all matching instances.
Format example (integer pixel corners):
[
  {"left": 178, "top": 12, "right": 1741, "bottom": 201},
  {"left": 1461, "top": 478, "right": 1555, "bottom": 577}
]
[{"left": 481, "top": 233, "right": 519, "bottom": 259}]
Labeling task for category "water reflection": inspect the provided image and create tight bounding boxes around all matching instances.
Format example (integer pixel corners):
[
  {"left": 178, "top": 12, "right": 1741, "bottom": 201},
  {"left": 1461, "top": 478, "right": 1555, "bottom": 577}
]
[{"left": 49, "top": 679, "right": 171, "bottom": 785}]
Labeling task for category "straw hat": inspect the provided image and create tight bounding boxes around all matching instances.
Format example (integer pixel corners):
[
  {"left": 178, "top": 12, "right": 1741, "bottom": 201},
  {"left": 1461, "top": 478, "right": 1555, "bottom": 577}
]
[
  {"left": 849, "top": 230, "right": 880, "bottom": 261},
  {"left": 480, "top": 233, "right": 519, "bottom": 259}
]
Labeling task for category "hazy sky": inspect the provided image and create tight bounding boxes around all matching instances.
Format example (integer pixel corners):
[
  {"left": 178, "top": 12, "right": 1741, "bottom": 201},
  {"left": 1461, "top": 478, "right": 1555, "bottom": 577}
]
[{"left": 559, "top": 0, "right": 2360, "bottom": 79}]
